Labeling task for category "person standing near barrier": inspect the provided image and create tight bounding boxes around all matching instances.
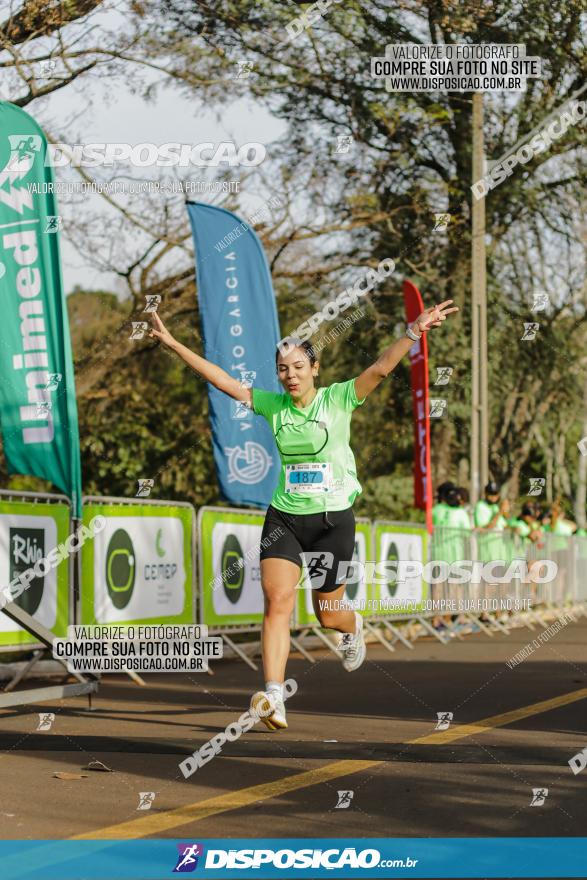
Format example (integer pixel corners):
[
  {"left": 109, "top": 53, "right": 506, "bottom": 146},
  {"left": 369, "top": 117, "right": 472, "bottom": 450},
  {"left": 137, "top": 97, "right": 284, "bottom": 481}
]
[
  {"left": 431, "top": 485, "right": 472, "bottom": 634},
  {"left": 149, "top": 300, "right": 458, "bottom": 730},
  {"left": 432, "top": 482, "right": 455, "bottom": 526},
  {"left": 474, "top": 482, "right": 511, "bottom": 568}
]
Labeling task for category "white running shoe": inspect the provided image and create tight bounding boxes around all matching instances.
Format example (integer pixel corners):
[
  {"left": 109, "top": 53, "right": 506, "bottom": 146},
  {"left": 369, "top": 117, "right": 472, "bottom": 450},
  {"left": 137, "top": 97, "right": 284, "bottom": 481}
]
[
  {"left": 250, "top": 690, "right": 288, "bottom": 730},
  {"left": 339, "top": 612, "right": 366, "bottom": 672}
]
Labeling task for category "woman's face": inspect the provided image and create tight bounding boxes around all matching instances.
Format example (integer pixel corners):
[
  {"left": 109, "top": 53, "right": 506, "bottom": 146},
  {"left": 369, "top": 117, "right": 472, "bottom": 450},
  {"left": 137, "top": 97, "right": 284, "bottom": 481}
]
[{"left": 276, "top": 347, "right": 318, "bottom": 399}]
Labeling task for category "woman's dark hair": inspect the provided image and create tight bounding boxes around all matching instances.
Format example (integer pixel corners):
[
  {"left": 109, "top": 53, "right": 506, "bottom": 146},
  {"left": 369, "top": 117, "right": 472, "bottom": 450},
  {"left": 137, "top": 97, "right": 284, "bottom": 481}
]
[{"left": 275, "top": 337, "right": 317, "bottom": 368}]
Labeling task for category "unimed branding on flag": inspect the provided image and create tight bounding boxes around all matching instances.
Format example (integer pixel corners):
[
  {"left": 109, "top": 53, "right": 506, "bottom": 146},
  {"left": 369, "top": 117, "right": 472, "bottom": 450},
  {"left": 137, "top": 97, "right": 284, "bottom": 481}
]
[{"left": 0, "top": 103, "right": 82, "bottom": 517}]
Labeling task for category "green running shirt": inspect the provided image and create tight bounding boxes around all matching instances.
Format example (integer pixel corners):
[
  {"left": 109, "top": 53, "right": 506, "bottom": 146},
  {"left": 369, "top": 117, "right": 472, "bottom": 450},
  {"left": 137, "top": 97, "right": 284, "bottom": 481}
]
[{"left": 251, "top": 378, "right": 366, "bottom": 514}]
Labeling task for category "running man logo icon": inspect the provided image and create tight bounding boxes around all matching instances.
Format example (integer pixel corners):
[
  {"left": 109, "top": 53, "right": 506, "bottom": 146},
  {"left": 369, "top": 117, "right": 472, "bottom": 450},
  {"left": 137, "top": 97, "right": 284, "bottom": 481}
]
[
  {"left": 233, "top": 403, "right": 249, "bottom": 420},
  {"left": 44, "top": 215, "right": 62, "bottom": 233},
  {"left": 335, "top": 135, "right": 353, "bottom": 154},
  {"left": 44, "top": 372, "right": 62, "bottom": 392},
  {"left": 0, "top": 134, "right": 42, "bottom": 188},
  {"left": 130, "top": 321, "right": 149, "bottom": 340},
  {"left": 335, "top": 790, "right": 354, "bottom": 809},
  {"left": 137, "top": 792, "right": 156, "bottom": 811},
  {"left": 435, "top": 711, "right": 453, "bottom": 731},
  {"left": 173, "top": 843, "right": 204, "bottom": 872},
  {"left": 434, "top": 367, "right": 453, "bottom": 386},
  {"left": 303, "top": 551, "right": 334, "bottom": 589},
  {"left": 527, "top": 478, "right": 546, "bottom": 497},
  {"left": 136, "top": 479, "right": 154, "bottom": 498},
  {"left": 521, "top": 322, "right": 539, "bottom": 341},
  {"left": 40, "top": 59, "right": 57, "bottom": 77},
  {"left": 143, "top": 294, "right": 161, "bottom": 313},
  {"left": 36, "top": 401, "right": 52, "bottom": 417},
  {"left": 530, "top": 788, "right": 548, "bottom": 806},
  {"left": 531, "top": 293, "right": 549, "bottom": 312},
  {"left": 37, "top": 713, "right": 55, "bottom": 731},
  {"left": 429, "top": 399, "right": 447, "bottom": 418},
  {"left": 433, "top": 213, "right": 451, "bottom": 232},
  {"left": 235, "top": 61, "right": 252, "bottom": 79}
]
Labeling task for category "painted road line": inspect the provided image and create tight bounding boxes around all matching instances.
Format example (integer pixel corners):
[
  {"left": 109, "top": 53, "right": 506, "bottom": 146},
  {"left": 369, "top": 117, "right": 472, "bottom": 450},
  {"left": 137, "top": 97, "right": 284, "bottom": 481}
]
[
  {"left": 412, "top": 687, "right": 587, "bottom": 745},
  {"left": 72, "top": 687, "right": 587, "bottom": 840}
]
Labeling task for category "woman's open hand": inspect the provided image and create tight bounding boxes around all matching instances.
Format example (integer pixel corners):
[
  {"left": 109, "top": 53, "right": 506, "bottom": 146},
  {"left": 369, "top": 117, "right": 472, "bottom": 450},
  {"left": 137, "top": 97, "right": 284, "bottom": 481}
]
[
  {"left": 413, "top": 299, "right": 459, "bottom": 335},
  {"left": 149, "top": 311, "right": 176, "bottom": 349}
]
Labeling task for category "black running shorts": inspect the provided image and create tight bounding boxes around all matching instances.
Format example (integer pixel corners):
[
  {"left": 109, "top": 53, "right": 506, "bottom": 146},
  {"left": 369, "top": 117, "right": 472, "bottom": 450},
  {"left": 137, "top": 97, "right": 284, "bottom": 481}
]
[{"left": 259, "top": 504, "right": 356, "bottom": 593}]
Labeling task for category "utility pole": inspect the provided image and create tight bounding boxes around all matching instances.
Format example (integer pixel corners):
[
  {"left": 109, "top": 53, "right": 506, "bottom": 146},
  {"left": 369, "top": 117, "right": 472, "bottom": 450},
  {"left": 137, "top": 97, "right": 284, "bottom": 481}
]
[{"left": 471, "top": 92, "right": 489, "bottom": 505}]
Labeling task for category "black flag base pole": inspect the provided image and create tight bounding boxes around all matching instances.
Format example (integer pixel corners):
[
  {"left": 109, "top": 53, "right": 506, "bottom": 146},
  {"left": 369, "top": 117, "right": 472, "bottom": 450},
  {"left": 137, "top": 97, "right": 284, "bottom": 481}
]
[{"left": 0, "top": 602, "right": 99, "bottom": 710}]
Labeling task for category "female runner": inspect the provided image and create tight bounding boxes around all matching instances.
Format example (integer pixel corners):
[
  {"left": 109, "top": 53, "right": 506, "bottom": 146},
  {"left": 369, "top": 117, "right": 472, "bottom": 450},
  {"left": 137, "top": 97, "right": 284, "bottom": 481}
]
[{"left": 149, "top": 299, "right": 458, "bottom": 730}]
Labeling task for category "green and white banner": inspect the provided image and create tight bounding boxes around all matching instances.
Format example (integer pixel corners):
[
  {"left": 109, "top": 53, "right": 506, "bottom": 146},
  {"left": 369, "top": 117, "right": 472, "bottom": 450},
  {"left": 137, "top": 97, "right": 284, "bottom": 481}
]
[
  {"left": 80, "top": 503, "right": 194, "bottom": 626},
  {"left": 295, "top": 519, "right": 373, "bottom": 626},
  {"left": 0, "top": 103, "right": 82, "bottom": 517},
  {"left": 0, "top": 500, "right": 69, "bottom": 648},
  {"left": 198, "top": 507, "right": 266, "bottom": 626},
  {"left": 372, "top": 522, "right": 429, "bottom": 614}
]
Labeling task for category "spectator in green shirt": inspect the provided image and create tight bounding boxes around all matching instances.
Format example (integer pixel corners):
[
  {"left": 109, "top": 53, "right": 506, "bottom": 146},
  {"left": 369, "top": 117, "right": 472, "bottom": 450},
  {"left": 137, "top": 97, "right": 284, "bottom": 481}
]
[
  {"left": 434, "top": 486, "right": 472, "bottom": 565},
  {"left": 542, "top": 500, "right": 577, "bottom": 551},
  {"left": 474, "top": 481, "right": 512, "bottom": 566},
  {"left": 432, "top": 481, "right": 456, "bottom": 526},
  {"left": 508, "top": 505, "right": 542, "bottom": 547}
]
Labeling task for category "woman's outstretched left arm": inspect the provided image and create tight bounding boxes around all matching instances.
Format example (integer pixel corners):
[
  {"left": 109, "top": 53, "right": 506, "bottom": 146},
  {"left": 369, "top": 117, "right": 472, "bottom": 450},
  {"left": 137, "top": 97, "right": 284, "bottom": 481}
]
[{"left": 354, "top": 299, "right": 459, "bottom": 401}]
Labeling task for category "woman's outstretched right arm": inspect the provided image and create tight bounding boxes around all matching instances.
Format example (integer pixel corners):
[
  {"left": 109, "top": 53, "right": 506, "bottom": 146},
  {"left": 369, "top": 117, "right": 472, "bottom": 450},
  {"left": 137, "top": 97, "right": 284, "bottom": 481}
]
[{"left": 149, "top": 312, "right": 252, "bottom": 406}]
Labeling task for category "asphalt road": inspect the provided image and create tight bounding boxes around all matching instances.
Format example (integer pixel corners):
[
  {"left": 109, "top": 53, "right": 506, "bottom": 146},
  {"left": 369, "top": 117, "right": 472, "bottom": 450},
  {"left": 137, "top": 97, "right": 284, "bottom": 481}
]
[{"left": 0, "top": 613, "right": 586, "bottom": 877}]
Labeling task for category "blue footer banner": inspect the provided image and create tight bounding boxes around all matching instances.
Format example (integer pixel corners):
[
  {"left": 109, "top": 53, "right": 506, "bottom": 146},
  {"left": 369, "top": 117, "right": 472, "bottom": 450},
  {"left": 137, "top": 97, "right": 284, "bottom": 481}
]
[{"left": 2, "top": 838, "right": 587, "bottom": 879}]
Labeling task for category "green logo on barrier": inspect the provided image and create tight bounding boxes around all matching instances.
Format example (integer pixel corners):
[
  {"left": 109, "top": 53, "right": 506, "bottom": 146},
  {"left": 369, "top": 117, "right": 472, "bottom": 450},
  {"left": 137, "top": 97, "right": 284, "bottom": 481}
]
[
  {"left": 345, "top": 540, "right": 360, "bottom": 601},
  {"left": 105, "top": 529, "right": 136, "bottom": 609},
  {"left": 155, "top": 528, "right": 165, "bottom": 558},
  {"left": 386, "top": 541, "right": 399, "bottom": 598},
  {"left": 10, "top": 527, "right": 44, "bottom": 616},
  {"left": 221, "top": 534, "right": 244, "bottom": 604}
]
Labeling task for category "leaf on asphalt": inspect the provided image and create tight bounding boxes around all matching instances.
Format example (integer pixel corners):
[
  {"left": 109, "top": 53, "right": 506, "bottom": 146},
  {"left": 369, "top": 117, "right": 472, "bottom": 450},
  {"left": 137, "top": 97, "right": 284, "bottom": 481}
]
[{"left": 84, "top": 760, "right": 113, "bottom": 772}]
